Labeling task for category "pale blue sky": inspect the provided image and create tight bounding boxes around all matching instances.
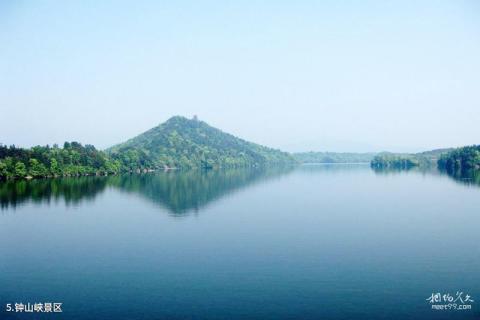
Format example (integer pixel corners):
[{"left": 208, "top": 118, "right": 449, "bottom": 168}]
[{"left": 1, "top": 0, "right": 479, "bottom": 152}]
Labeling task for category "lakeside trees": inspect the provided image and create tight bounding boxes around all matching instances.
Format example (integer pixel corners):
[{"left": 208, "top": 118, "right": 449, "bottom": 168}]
[
  {"left": 370, "top": 149, "right": 453, "bottom": 170},
  {"left": 369, "top": 146, "right": 480, "bottom": 174},
  {"left": 438, "top": 145, "right": 480, "bottom": 171},
  {"left": 370, "top": 153, "right": 420, "bottom": 169},
  {"left": 4, "top": 116, "right": 476, "bottom": 182},
  {"left": 0, "top": 116, "right": 296, "bottom": 181},
  {"left": 0, "top": 142, "right": 121, "bottom": 180}
]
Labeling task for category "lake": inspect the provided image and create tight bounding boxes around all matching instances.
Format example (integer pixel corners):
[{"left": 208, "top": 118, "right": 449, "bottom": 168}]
[{"left": 1, "top": 164, "right": 479, "bottom": 319}]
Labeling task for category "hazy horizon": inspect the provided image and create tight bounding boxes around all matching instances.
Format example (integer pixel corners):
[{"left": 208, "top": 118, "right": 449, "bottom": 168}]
[{"left": 1, "top": 1, "right": 479, "bottom": 153}]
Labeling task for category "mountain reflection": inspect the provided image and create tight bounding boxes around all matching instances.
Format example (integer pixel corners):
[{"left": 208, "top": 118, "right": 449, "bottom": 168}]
[
  {"left": 108, "top": 167, "right": 293, "bottom": 215},
  {"left": 0, "top": 167, "right": 294, "bottom": 214}
]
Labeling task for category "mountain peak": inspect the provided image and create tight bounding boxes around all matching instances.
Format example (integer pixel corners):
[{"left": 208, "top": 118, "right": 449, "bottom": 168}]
[
  {"left": 165, "top": 115, "right": 198, "bottom": 124},
  {"left": 108, "top": 116, "right": 295, "bottom": 169}
]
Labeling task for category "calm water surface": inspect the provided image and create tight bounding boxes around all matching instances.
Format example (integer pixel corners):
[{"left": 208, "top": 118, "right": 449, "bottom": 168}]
[{"left": 1, "top": 165, "right": 479, "bottom": 319}]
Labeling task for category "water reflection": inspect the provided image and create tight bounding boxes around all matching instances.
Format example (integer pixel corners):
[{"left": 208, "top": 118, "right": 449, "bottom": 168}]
[
  {"left": 439, "top": 167, "right": 480, "bottom": 187},
  {"left": 0, "top": 166, "right": 294, "bottom": 214},
  {"left": 2, "top": 165, "right": 478, "bottom": 214},
  {"left": 371, "top": 165, "right": 480, "bottom": 187},
  {"left": 0, "top": 176, "right": 109, "bottom": 209},
  {"left": 107, "top": 167, "right": 293, "bottom": 215},
  {"left": 370, "top": 165, "right": 438, "bottom": 177},
  {"left": 298, "top": 163, "right": 370, "bottom": 173}
]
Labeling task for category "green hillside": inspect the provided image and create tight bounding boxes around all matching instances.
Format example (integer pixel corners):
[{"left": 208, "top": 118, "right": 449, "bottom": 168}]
[
  {"left": 293, "top": 152, "right": 376, "bottom": 163},
  {"left": 370, "top": 148, "right": 453, "bottom": 169},
  {"left": 107, "top": 116, "right": 295, "bottom": 169}
]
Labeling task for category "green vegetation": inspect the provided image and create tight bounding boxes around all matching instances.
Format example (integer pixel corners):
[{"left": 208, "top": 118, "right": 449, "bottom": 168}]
[
  {"left": 370, "top": 153, "right": 420, "bottom": 169},
  {"left": 108, "top": 116, "right": 295, "bottom": 169},
  {"left": 1, "top": 116, "right": 295, "bottom": 180},
  {"left": 438, "top": 145, "right": 480, "bottom": 172},
  {"left": 370, "top": 148, "right": 452, "bottom": 170},
  {"left": 416, "top": 148, "right": 453, "bottom": 161},
  {"left": 293, "top": 152, "right": 376, "bottom": 163},
  {"left": 0, "top": 142, "right": 121, "bottom": 180},
  {"left": 434, "top": 146, "right": 480, "bottom": 187},
  {"left": 5, "top": 114, "right": 475, "bottom": 182}
]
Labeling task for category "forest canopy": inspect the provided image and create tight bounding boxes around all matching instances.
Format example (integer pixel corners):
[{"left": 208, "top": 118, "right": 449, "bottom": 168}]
[
  {"left": 107, "top": 116, "right": 295, "bottom": 170},
  {"left": 438, "top": 145, "right": 480, "bottom": 171},
  {"left": 0, "top": 116, "right": 296, "bottom": 180},
  {"left": 0, "top": 142, "right": 121, "bottom": 180}
]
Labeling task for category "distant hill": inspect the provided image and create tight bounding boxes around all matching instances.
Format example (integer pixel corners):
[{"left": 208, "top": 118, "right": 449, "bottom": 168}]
[
  {"left": 370, "top": 148, "right": 454, "bottom": 169},
  {"left": 293, "top": 152, "right": 376, "bottom": 164},
  {"left": 107, "top": 116, "right": 295, "bottom": 169},
  {"left": 417, "top": 148, "right": 454, "bottom": 161}
]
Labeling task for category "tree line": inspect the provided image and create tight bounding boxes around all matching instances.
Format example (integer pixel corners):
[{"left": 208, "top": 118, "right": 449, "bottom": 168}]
[
  {"left": 370, "top": 146, "right": 480, "bottom": 172},
  {"left": 438, "top": 145, "right": 480, "bottom": 171},
  {"left": 370, "top": 153, "right": 420, "bottom": 169},
  {"left": 0, "top": 142, "right": 123, "bottom": 180}
]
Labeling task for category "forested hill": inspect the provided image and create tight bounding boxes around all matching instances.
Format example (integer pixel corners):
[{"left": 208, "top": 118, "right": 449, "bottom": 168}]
[
  {"left": 370, "top": 148, "right": 453, "bottom": 169},
  {"left": 293, "top": 152, "right": 376, "bottom": 164},
  {"left": 107, "top": 116, "right": 295, "bottom": 169},
  {"left": 0, "top": 116, "right": 294, "bottom": 180}
]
